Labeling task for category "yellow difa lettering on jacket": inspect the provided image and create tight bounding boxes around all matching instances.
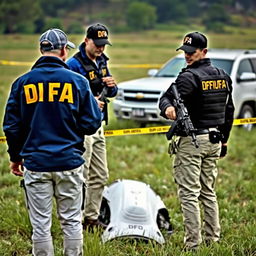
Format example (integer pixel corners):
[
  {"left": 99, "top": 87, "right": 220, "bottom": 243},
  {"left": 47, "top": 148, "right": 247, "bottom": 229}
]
[
  {"left": 89, "top": 70, "right": 97, "bottom": 80},
  {"left": 24, "top": 82, "right": 74, "bottom": 104},
  {"left": 202, "top": 79, "right": 227, "bottom": 91},
  {"left": 102, "top": 68, "right": 107, "bottom": 77}
]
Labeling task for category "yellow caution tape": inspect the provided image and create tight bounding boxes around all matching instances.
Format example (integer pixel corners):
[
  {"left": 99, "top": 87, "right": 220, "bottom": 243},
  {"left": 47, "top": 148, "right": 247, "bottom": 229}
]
[
  {"left": 109, "top": 64, "right": 162, "bottom": 69},
  {"left": 0, "top": 60, "right": 161, "bottom": 69},
  {"left": 233, "top": 117, "right": 256, "bottom": 125},
  {"left": 0, "top": 137, "right": 6, "bottom": 143},
  {"left": 104, "top": 125, "right": 169, "bottom": 137},
  {"left": 104, "top": 117, "right": 256, "bottom": 137},
  {"left": 0, "top": 118, "right": 255, "bottom": 143},
  {"left": 0, "top": 60, "right": 32, "bottom": 66}
]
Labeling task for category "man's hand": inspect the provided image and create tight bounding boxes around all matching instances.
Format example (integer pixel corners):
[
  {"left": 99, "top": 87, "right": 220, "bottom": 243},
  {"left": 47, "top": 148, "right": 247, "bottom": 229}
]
[
  {"left": 102, "top": 76, "right": 116, "bottom": 88},
  {"left": 95, "top": 96, "right": 105, "bottom": 111},
  {"left": 165, "top": 106, "right": 177, "bottom": 120},
  {"left": 10, "top": 161, "right": 23, "bottom": 176}
]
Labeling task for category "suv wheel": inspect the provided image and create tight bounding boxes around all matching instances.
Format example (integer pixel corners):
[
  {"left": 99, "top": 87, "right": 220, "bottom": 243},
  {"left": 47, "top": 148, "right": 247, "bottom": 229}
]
[{"left": 239, "top": 105, "right": 254, "bottom": 131}]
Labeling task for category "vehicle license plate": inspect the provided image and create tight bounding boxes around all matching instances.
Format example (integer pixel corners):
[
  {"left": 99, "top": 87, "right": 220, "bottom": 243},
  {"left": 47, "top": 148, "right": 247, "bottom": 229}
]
[{"left": 132, "top": 108, "right": 145, "bottom": 117}]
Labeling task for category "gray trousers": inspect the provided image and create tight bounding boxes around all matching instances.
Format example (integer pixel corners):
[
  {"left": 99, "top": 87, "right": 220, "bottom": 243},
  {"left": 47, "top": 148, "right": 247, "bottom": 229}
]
[
  {"left": 173, "top": 134, "right": 221, "bottom": 248},
  {"left": 83, "top": 125, "right": 109, "bottom": 220},
  {"left": 24, "top": 165, "right": 84, "bottom": 256}
]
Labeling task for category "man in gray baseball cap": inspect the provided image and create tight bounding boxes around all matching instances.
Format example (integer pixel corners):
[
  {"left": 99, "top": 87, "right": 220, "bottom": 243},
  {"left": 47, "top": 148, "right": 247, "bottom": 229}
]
[
  {"left": 3, "top": 27, "right": 102, "bottom": 255},
  {"left": 40, "top": 28, "right": 76, "bottom": 51}
]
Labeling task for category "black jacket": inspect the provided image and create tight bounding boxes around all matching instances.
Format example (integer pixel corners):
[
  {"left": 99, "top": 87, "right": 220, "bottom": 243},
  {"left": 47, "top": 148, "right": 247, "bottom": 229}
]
[{"left": 159, "top": 58, "right": 235, "bottom": 143}]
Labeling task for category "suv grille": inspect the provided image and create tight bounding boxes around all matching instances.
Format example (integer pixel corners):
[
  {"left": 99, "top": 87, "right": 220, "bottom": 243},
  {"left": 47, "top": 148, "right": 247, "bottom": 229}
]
[{"left": 123, "top": 89, "right": 161, "bottom": 103}]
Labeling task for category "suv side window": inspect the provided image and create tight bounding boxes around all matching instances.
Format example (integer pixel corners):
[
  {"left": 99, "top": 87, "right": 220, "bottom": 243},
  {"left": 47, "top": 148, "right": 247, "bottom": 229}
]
[
  {"left": 237, "top": 59, "right": 254, "bottom": 77},
  {"left": 250, "top": 58, "right": 256, "bottom": 72}
]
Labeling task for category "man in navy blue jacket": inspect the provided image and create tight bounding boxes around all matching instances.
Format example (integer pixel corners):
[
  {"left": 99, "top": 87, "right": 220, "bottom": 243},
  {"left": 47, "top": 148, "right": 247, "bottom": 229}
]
[
  {"left": 67, "top": 24, "right": 117, "bottom": 231},
  {"left": 3, "top": 28, "right": 102, "bottom": 256}
]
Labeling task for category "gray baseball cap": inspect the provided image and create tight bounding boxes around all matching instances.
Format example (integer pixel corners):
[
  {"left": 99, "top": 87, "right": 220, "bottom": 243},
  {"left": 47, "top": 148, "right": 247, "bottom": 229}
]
[{"left": 40, "top": 28, "right": 75, "bottom": 51}]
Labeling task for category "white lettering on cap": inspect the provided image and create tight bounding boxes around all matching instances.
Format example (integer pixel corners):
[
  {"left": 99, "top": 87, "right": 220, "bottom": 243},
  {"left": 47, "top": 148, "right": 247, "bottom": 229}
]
[{"left": 184, "top": 37, "right": 192, "bottom": 45}]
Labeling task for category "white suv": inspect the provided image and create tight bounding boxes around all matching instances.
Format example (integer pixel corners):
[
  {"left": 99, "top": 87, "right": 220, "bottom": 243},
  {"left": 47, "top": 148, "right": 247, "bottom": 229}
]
[{"left": 113, "top": 49, "right": 256, "bottom": 129}]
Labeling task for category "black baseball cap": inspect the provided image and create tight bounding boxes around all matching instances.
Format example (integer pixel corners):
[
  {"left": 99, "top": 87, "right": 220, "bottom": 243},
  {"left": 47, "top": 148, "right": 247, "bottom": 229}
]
[
  {"left": 40, "top": 28, "right": 75, "bottom": 51},
  {"left": 176, "top": 32, "right": 207, "bottom": 53},
  {"left": 86, "top": 23, "right": 112, "bottom": 46}
]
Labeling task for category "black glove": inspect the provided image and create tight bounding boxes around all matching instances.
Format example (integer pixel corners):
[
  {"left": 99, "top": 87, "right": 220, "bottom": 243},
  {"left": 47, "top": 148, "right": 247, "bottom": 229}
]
[{"left": 220, "top": 144, "right": 227, "bottom": 158}]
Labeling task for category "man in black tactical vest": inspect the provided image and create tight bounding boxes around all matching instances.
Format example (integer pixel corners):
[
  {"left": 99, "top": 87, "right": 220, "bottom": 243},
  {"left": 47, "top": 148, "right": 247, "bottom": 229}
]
[
  {"left": 67, "top": 23, "right": 118, "bottom": 231},
  {"left": 159, "top": 32, "right": 235, "bottom": 251}
]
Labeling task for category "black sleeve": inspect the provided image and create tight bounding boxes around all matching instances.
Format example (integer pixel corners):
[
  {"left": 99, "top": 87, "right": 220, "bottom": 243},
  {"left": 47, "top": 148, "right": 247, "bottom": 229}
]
[
  {"left": 159, "top": 71, "right": 197, "bottom": 118},
  {"left": 175, "top": 71, "right": 197, "bottom": 105},
  {"left": 218, "top": 77, "right": 235, "bottom": 143},
  {"left": 159, "top": 85, "right": 174, "bottom": 119}
]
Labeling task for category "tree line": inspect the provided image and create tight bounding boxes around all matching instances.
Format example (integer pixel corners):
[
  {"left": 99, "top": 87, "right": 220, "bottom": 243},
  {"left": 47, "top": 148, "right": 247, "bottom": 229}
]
[{"left": 0, "top": 0, "right": 255, "bottom": 34}]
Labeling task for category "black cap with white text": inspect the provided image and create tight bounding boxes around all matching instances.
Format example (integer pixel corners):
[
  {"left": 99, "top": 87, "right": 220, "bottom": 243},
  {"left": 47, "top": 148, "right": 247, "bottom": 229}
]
[
  {"left": 86, "top": 23, "right": 112, "bottom": 46},
  {"left": 176, "top": 32, "right": 207, "bottom": 53}
]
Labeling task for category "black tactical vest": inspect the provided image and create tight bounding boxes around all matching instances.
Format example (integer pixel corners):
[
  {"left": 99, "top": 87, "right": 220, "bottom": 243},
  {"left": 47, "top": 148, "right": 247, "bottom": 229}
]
[
  {"left": 73, "top": 52, "right": 108, "bottom": 96},
  {"left": 187, "top": 67, "right": 230, "bottom": 128}
]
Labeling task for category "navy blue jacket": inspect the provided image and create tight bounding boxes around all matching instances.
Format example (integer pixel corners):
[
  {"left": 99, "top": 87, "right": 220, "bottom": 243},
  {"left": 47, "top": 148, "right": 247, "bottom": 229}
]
[
  {"left": 67, "top": 42, "right": 118, "bottom": 123},
  {"left": 3, "top": 56, "right": 102, "bottom": 171}
]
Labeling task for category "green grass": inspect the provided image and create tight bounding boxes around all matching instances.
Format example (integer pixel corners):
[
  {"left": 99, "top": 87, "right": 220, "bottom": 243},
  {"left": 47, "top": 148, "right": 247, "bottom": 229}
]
[
  {"left": 1, "top": 28, "right": 256, "bottom": 255},
  {"left": 1, "top": 127, "right": 256, "bottom": 255}
]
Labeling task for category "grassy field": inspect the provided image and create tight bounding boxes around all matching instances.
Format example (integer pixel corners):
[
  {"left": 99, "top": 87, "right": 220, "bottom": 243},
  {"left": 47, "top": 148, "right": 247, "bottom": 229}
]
[{"left": 0, "top": 28, "right": 256, "bottom": 255}]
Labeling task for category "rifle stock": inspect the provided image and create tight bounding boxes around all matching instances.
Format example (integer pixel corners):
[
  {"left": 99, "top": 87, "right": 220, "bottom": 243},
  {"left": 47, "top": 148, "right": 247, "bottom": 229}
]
[{"left": 166, "top": 121, "right": 177, "bottom": 140}]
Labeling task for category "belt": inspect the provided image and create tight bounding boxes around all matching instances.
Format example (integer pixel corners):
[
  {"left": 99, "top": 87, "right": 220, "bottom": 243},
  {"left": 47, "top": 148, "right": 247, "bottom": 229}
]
[
  {"left": 194, "top": 128, "right": 218, "bottom": 135},
  {"left": 178, "top": 128, "right": 218, "bottom": 137},
  {"left": 195, "top": 129, "right": 210, "bottom": 135}
]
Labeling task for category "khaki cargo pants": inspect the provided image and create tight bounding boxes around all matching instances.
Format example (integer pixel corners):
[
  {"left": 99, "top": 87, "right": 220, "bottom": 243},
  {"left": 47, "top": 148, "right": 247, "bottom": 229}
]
[
  {"left": 173, "top": 134, "right": 221, "bottom": 248},
  {"left": 83, "top": 124, "right": 109, "bottom": 220}
]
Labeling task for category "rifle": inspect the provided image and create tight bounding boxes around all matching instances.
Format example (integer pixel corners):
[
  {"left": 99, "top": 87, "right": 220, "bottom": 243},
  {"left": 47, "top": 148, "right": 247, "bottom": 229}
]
[
  {"left": 98, "top": 84, "right": 110, "bottom": 104},
  {"left": 98, "top": 84, "right": 110, "bottom": 125},
  {"left": 166, "top": 83, "right": 199, "bottom": 148}
]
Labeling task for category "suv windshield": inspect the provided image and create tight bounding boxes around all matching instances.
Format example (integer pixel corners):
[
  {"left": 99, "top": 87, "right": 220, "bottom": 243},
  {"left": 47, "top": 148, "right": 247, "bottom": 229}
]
[
  {"left": 156, "top": 58, "right": 185, "bottom": 77},
  {"left": 155, "top": 57, "right": 234, "bottom": 77},
  {"left": 211, "top": 59, "right": 233, "bottom": 75}
]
